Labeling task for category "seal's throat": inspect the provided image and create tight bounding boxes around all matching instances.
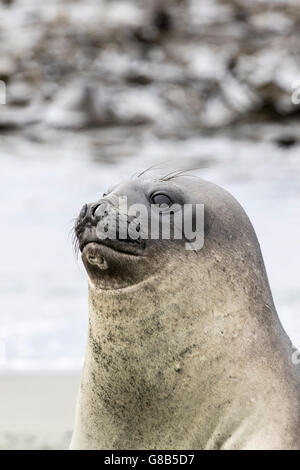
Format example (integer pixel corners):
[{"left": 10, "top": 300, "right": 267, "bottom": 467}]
[{"left": 71, "top": 282, "right": 300, "bottom": 450}]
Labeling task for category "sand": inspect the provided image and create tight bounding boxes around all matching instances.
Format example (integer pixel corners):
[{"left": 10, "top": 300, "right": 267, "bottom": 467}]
[{"left": 0, "top": 373, "right": 80, "bottom": 450}]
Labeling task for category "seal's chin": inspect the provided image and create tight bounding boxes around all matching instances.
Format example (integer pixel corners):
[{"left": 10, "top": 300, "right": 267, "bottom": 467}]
[
  {"left": 83, "top": 243, "right": 109, "bottom": 271},
  {"left": 81, "top": 240, "right": 148, "bottom": 290}
]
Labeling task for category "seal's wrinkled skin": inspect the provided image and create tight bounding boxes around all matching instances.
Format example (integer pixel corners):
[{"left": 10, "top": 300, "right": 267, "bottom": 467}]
[{"left": 70, "top": 176, "right": 300, "bottom": 450}]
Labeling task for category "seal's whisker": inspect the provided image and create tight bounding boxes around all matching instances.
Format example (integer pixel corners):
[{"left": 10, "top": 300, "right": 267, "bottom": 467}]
[
  {"left": 73, "top": 237, "right": 80, "bottom": 260},
  {"left": 70, "top": 223, "right": 80, "bottom": 260},
  {"left": 173, "top": 174, "right": 202, "bottom": 179},
  {"left": 68, "top": 226, "right": 76, "bottom": 241},
  {"left": 136, "top": 164, "right": 161, "bottom": 179},
  {"left": 136, "top": 161, "right": 172, "bottom": 179},
  {"left": 161, "top": 168, "right": 200, "bottom": 181}
]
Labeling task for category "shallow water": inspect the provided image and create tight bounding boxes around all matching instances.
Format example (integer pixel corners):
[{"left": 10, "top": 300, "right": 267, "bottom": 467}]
[{"left": 0, "top": 128, "right": 299, "bottom": 371}]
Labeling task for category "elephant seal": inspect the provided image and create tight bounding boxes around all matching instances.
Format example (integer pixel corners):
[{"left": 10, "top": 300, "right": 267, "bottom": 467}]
[{"left": 70, "top": 173, "right": 300, "bottom": 450}]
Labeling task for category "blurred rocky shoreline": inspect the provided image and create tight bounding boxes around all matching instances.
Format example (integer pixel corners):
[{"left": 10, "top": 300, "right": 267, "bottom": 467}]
[{"left": 1, "top": 0, "right": 300, "bottom": 147}]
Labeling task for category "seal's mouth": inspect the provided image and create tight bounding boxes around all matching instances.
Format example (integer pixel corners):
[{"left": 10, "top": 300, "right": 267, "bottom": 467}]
[
  {"left": 74, "top": 201, "right": 148, "bottom": 286},
  {"left": 80, "top": 235, "right": 146, "bottom": 258}
]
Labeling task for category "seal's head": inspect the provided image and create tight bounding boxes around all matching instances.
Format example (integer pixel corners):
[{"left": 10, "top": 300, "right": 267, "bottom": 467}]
[
  {"left": 75, "top": 173, "right": 195, "bottom": 290},
  {"left": 74, "top": 173, "right": 270, "bottom": 306}
]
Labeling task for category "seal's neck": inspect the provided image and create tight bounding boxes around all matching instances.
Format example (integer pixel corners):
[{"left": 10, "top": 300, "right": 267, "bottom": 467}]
[{"left": 71, "top": 273, "right": 298, "bottom": 450}]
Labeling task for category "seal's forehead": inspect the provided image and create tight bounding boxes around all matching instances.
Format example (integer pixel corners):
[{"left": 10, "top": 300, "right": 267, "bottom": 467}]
[
  {"left": 104, "top": 175, "right": 216, "bottom": 204},
  {"left": 103, "top": 178, "right": 150, "bottom": 207},
  {"left": 160, "top": 176, "right": 231, "bottom": 204},
  {"left": 103, "top": 175, "right": 229, "bottom": 208},
  {"left": 109, "top": 176, "right": 183, "bottom": 197}
]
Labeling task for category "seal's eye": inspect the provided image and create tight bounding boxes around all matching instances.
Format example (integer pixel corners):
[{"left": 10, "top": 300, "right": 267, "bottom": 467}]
[{"left": 151, "top": 193, "right": 172, "bottom": 207}]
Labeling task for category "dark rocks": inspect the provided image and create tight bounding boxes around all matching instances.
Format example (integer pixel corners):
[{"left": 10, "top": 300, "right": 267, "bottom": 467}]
[{"left": 0, "top": 0, "right": 299, "bottom": 141}]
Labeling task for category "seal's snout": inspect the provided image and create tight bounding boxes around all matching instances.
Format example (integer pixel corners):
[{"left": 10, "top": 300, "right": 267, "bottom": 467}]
[
  {"left": 75, "top": 200, "right": 108, "bottom": 237},
  {"left": 75, "top": 195, "right": 146, "bottom": 258},
  {"left": 78, "top": 199, "right": 112, "bottom": 227}
]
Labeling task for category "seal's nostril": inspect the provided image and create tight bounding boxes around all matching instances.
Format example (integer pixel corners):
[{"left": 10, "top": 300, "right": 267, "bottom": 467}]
[
  {"left": 91, "top": 201, "right": 111, "bottom": 219},
  {"left": 92, "top": 204, "right": 100, "bottom": 217}
]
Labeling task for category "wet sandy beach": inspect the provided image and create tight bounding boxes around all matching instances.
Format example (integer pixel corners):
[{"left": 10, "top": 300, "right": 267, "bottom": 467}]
[{"left": 0, "top": 373, "right": 80, "bottom": 450}]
